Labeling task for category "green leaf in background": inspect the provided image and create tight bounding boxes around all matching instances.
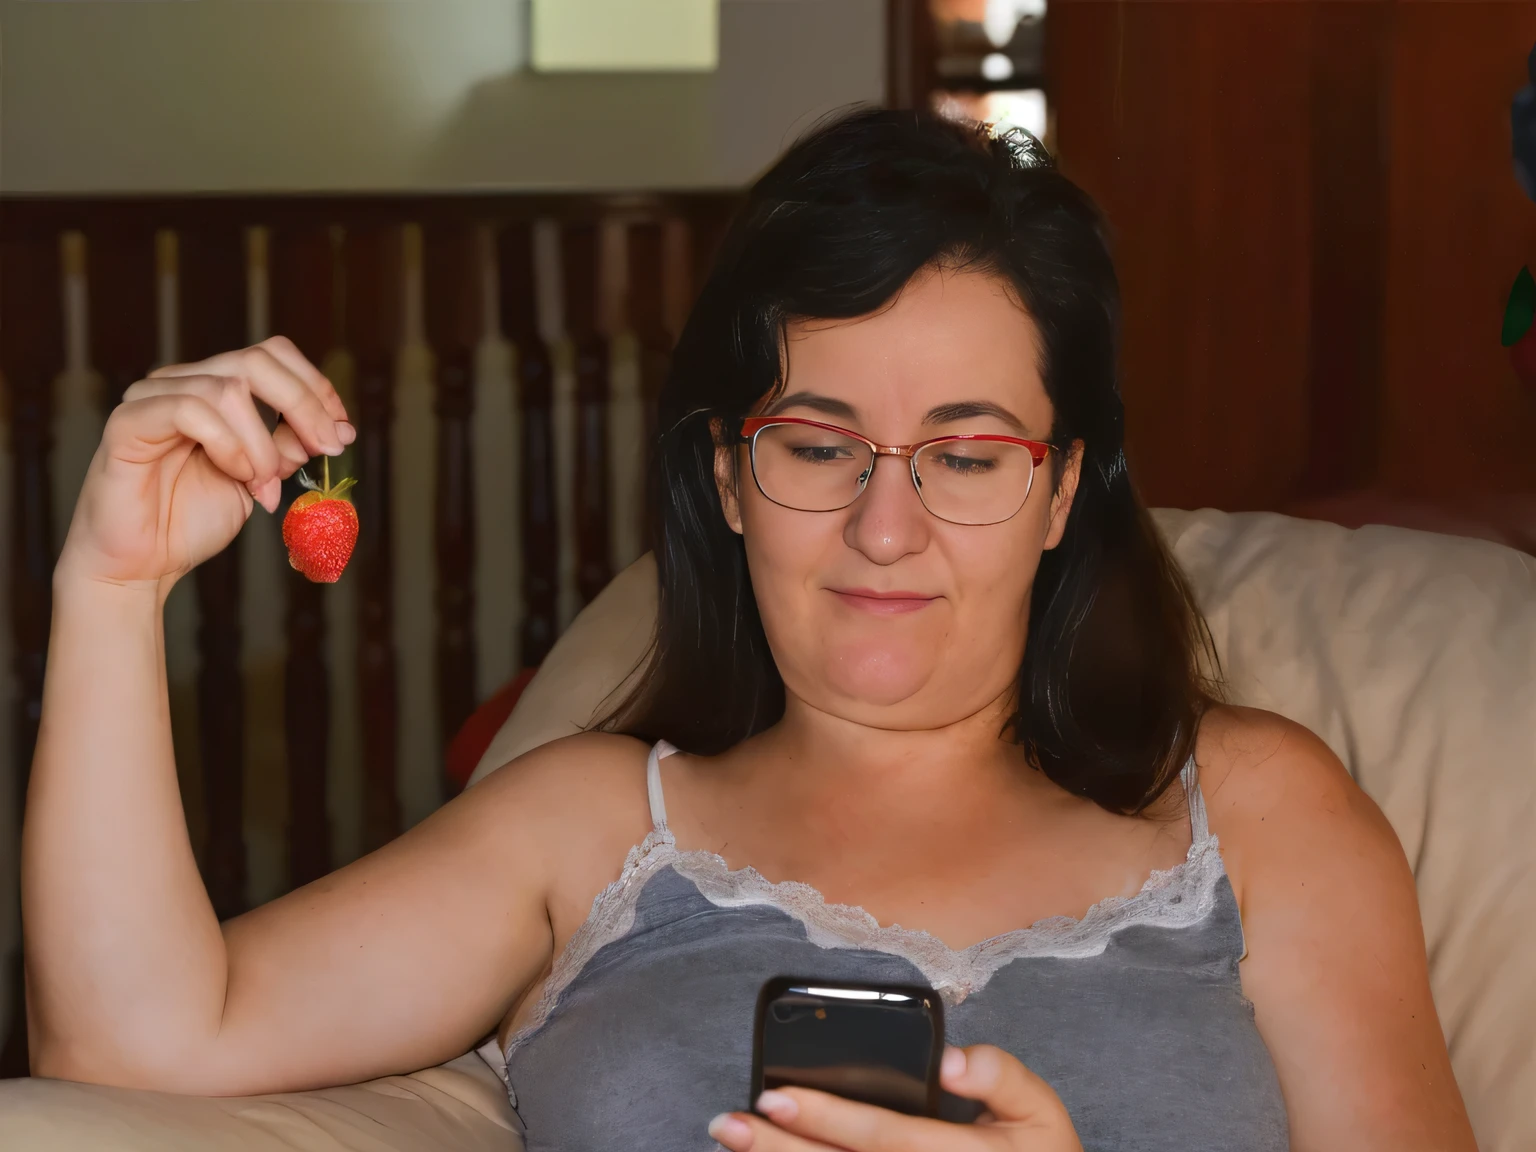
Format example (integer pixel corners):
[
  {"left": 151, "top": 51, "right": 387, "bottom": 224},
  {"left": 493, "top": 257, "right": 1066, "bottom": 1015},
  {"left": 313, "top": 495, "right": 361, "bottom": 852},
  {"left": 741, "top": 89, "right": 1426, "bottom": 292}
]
[{"left": 1502, "top": 265, "right": 1536, "bottom": 346}]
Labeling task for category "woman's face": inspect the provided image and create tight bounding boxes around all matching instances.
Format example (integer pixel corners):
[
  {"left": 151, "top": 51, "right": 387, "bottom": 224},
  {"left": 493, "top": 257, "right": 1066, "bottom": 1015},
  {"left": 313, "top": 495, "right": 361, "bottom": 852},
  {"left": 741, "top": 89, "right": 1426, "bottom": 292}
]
[{"left": 715, "top": 266, "right": 1081, "bottom": 731}]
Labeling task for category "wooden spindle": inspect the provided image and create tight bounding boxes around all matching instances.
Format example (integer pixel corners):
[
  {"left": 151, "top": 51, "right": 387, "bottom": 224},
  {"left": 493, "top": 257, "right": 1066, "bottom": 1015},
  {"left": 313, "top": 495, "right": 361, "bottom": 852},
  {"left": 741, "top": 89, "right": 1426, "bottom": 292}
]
[
  {"left": 7, "top": 367, "right": 53, "bottom": 760},
  {"left": 628, "top": 221, "right": 673, "bottom": 551},
  {"left": 181, "top": 223, "right": 250, "bottom": 917},
  {"left": 661, "top": 215, "right": 695, "bottom": 348},
  {"left": 500, "top": 223, "right": 559, "bottom": 667},
  {"left": 87, "top": 223, "right": 157, "bottom": 405},
  {"left": 0, "top": 232, "right": 62, "bottom": 1079},
  {"left": 687, "top": 204, "right": 730, "bottom": 309},
  {"left": 271, "top": 226, "right": 334, "bottom": 888},
  {"left": 1, "top": 372, "right": 52, "bottom": 1083},
  {"left": 424, "top": 222, "right": 479, "bottom": 752},
  {"left": 562, "top": 222, "right": 611, "bottom": 606},
  {"left": 7, "top": 372, "right": 53, "bottom": 788},
  {"left": 52, "top": 233, "right": 107, "bottom": 554},
  {"left": 1, "top": 232, "right": 63, "bottom": 795},
  {"left": 347, "top": 225, "right": 402, "bottom": 854}
]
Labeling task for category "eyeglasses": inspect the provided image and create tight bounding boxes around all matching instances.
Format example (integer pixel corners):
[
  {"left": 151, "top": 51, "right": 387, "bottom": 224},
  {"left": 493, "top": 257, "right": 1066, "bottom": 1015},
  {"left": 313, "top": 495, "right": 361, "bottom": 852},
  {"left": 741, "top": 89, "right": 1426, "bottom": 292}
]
[{"left": 739, "top": 417, "right": 1053, "bottom": 526}]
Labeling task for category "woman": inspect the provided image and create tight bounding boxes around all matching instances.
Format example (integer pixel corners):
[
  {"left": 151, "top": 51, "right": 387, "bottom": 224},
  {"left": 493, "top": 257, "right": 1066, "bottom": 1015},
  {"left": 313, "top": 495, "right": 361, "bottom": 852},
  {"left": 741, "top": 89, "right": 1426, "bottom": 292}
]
[{"left": 23, "top": 110, "right": 1473, "bottom": 1151}]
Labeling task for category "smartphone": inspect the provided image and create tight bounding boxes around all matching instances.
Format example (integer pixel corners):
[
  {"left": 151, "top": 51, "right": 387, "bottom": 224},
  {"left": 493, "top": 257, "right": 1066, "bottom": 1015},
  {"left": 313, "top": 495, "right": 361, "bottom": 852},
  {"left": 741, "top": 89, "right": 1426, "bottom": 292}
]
[{"left": 750, "top": 977, "right": 945, "bottom": 1118}]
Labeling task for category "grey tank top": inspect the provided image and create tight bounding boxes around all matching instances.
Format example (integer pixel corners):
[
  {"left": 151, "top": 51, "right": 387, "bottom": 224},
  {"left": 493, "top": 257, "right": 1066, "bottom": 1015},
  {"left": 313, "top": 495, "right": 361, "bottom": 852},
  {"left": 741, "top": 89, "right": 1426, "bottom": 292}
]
[{"left": 480, "top": 741, "right": 1289, "bottom": 1151}]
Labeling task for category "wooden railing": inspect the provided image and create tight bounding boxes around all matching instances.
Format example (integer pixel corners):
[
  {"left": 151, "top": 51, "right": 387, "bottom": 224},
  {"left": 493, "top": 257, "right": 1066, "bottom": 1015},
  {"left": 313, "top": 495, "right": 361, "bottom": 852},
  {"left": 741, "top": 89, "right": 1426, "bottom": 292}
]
[{"left": 0, "top": 193, "right": 737, "bottom": 1070}]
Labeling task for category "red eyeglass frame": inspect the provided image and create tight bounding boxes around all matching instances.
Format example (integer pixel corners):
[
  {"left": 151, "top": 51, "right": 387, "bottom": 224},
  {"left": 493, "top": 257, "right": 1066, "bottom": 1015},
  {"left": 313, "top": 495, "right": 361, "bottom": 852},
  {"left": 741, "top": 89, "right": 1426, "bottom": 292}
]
[
  {"left": 739, "top": 417, "right": 1053, "bottom": 466},
  {"left": 738, "top": 416, "right": 1055, "bottom": 522}
]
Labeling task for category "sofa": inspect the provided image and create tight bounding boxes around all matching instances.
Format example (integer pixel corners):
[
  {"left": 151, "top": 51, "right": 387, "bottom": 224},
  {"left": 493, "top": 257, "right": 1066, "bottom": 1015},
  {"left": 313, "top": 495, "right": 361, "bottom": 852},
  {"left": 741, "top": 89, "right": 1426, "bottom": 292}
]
[{"left": 1, "top": 507, "right": 1532, "bottom": 1151}]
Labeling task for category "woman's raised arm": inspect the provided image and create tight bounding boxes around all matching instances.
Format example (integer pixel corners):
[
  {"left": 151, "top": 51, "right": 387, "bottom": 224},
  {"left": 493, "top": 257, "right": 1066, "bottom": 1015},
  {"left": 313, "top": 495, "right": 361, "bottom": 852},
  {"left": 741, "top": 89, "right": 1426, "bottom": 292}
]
[{"left": 21, "top": 338, "right": 558, "bottom": 1095}]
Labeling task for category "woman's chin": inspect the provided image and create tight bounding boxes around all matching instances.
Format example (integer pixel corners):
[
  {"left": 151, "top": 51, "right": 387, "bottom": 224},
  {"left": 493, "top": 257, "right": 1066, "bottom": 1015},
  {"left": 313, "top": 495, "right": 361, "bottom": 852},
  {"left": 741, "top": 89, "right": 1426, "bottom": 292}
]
[{"left": 820, "top": 646, "right": 936, "bottom": 710}]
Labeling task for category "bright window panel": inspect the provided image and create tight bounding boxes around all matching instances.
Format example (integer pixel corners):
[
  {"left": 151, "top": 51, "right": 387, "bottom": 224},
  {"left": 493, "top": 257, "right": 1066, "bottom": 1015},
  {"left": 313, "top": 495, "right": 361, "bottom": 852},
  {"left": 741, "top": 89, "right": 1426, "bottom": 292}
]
[
  {"left": 532, "top": 0, "right": 718, "bottom": 72},
  {"left": 934, "top": 89, "right": 1049, "bottom": 147}
]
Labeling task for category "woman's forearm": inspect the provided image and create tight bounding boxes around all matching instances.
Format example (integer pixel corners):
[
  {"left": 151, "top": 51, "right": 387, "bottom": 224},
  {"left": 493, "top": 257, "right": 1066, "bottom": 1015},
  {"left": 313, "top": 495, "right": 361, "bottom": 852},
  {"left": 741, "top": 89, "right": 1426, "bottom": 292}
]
[{"left": 21, "top": 574, "right": 228, "bottom": 1084}]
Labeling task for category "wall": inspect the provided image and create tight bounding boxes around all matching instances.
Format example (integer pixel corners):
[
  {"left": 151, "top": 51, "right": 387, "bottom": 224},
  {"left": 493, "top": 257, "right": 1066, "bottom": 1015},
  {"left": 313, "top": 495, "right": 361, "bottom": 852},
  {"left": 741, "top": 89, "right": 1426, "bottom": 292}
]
[
  {"left": 1050, "top": 0, "right": 1536, "bottom": 513},
  {"left": 0, "top": 0, "right": 885, "bottom": 194}
]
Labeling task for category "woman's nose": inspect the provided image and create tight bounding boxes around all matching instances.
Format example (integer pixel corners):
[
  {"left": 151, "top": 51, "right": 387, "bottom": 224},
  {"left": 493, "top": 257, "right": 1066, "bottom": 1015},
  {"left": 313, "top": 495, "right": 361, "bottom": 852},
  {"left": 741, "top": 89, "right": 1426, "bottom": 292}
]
[{"left": 843, "top": 454, "right": 931, "bottom": 563}]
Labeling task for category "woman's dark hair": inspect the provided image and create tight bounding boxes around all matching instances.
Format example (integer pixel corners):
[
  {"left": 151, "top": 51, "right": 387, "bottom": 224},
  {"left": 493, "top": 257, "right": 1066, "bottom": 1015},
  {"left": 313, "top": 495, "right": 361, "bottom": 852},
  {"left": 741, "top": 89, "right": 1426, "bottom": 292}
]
[{"left": 599, "top": 106, "right": 1221, "bottom": 815}]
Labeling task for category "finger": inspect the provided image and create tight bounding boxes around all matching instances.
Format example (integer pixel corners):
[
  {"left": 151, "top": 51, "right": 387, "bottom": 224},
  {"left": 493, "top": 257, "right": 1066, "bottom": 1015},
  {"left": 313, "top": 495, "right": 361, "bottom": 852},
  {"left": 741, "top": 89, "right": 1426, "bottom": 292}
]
[
  {"left": 254, "top": 334, "right": 351, "bottom": 424},
  {"left": 708, "top": 1110, "right": 836, "bottom": 1152},
  {"left": 124, "top": 375, "right": 283, "bottom": 486},
  {"left": 270, "top": 422, "right": 313, "bottom": 476},
  {"left": 149, "top": 345, "right": 344, "bottom": 458},
  {"left": 941, "top": 1045, "right": 1072, "bottom": 1128},
  {"left": 108, "top": 394, "right": 255, "bottom": 487},
  {"left": 147, "top": 335, "right": 346, "bottom": 423},
  {"left": 751, "top": 1087, "right": 987, "bottom": 1152}
]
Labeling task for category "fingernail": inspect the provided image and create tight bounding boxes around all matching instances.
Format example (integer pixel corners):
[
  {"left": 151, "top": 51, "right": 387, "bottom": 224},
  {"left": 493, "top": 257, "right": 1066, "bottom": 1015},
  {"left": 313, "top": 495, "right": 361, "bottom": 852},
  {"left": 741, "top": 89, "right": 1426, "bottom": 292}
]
[
  {"left": 941, "top": 1046, "right": 967, "bottom": 1080},
  {"left": 337, "top": 421, "right": 356, "bottom": 445},
  {"left": 250, "top": 479, "right": 278, "bottom": 515},
  {"left": 754, "top": 1090, "right": 797, "bottom": 1121},
  {"left": 707, "top": 1113, "right": 752, "bottom": 1147}
]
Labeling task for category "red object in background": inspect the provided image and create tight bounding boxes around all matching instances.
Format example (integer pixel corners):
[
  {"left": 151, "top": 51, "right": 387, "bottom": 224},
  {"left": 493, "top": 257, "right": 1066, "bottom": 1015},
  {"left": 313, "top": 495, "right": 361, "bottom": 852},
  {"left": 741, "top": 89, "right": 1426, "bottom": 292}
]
[{"left": 444, "top": 668, "right": 539, "bottom": 795}]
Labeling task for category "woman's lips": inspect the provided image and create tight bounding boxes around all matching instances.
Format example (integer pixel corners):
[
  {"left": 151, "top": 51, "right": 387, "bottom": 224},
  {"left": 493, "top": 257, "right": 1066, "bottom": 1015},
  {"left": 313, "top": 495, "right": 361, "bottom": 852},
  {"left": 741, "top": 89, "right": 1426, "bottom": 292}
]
[{"left": 829, "top": 588, "right": 939, "bottom": 614}]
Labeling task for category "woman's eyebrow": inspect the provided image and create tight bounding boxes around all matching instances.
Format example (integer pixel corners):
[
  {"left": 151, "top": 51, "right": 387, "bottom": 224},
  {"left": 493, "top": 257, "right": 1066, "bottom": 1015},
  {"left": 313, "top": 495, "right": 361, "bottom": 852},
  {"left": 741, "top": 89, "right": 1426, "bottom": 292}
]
[
  {"left": 766, "top": 391, "right": 859, "bottom": 420},
  {"left": 923, "top": 400, "right": 1028, "bottom": 432}
]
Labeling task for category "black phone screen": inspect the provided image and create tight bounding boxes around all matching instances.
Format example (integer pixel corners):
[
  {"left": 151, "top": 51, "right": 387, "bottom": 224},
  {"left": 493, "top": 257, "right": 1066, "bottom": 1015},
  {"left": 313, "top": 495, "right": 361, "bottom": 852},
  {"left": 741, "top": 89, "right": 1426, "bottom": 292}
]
[{"left": 751, "top": 978, "right": 944, "bottom": 1117}]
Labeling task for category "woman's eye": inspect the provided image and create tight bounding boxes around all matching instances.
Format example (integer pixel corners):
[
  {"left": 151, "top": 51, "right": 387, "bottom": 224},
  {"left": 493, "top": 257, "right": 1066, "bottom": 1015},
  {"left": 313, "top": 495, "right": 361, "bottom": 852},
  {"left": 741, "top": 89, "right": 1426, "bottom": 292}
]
[
  {"left": 790, "top": 445, "right": 855, "bottom": 464},
  {"left": 933, "top": 453, "right": 996, "bottom": 474}
]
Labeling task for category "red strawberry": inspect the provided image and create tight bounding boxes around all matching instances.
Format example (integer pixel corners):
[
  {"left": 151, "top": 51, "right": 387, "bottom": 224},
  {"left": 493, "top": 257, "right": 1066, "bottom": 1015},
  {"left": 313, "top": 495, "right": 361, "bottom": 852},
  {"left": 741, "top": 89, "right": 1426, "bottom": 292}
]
[{"left": 282, "top": 460, "right": 358, "bottom": 583}]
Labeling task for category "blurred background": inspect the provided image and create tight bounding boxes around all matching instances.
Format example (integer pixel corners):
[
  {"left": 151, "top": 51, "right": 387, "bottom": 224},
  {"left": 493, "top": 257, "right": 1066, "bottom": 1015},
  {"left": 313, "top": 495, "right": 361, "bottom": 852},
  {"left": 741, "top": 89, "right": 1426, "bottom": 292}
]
[{"left": 1, "top": 0, "right": 1533, "bottom": 1077}]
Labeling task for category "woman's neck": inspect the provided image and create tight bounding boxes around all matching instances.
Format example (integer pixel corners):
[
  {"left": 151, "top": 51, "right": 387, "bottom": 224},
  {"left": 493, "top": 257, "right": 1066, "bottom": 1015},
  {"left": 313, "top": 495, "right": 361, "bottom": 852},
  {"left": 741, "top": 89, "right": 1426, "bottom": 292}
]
[{"left": 743, "top": 688, "right": 1044, "bottom": 803}]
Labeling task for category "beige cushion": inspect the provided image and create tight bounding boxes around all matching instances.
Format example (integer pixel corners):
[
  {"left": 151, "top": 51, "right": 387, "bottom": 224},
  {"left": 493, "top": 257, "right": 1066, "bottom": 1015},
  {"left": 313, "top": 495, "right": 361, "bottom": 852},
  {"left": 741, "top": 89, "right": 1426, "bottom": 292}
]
[
  {"left": 470, "top": 507, "right": 1536, "bottom": 1152},
  {"left": 0, "top": 1053, "right": 521, "bottom": 1152}
]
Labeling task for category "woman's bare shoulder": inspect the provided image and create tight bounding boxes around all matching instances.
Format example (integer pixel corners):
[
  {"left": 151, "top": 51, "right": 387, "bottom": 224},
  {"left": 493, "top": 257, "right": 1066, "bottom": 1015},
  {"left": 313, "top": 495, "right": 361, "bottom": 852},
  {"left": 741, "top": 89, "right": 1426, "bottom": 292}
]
[
  {"left": 461, "top": 732, "right": 657, "bottom": 861},
  {"left": 469, "top": 730, "right": 653, "bottom": 812},
  {"left": 1191, "top": 703, "right": 1412, "bottom": 935},
  {"left": 1192, "top": 704, "right": 1383, "bottom": 849}
]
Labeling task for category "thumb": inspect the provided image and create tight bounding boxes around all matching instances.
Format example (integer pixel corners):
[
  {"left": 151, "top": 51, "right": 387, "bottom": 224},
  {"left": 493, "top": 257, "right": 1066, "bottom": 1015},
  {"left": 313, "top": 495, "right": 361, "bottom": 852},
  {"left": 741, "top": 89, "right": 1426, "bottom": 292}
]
[{"left": 941, "top": 1045, "right": 1078, "bottom": 1132}]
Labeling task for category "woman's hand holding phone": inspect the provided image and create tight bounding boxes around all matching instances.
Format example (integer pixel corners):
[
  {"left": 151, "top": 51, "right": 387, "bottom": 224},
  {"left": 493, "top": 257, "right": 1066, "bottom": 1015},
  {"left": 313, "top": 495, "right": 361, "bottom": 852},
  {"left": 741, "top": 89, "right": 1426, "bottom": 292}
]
[{"left": 709, "top": 1044, "right": 1083, "bottom": 1151}]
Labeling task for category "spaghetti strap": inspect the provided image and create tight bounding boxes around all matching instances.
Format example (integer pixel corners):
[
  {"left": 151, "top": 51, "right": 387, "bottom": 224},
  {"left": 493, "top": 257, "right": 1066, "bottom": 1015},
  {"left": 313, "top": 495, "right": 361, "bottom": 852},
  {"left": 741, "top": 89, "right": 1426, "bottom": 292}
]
[
  {"left": 646, "top": 741, "right": 678, "bottom": 830},
  {"left": 1179, "top": 755, "right": 1211, "bottom": 847}
]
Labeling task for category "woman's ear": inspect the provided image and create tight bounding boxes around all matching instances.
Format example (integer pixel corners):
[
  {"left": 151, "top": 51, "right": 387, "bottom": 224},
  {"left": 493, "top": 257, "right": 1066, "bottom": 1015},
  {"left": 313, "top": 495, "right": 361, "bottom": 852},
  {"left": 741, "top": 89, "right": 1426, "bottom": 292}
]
[
  {"left": 1042, "top": 440, "right": 1083, "bottom": 551},
  {"left": 712, "top": 419, "right": 744, "bottom": 535}
]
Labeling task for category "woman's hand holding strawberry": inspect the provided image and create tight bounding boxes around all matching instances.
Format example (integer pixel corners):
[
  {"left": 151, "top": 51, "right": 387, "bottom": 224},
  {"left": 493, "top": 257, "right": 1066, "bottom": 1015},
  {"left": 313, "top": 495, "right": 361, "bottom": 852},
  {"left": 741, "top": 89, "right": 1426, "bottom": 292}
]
[{"left": 58, "top": 337, "right": 353, "bottom": 598}]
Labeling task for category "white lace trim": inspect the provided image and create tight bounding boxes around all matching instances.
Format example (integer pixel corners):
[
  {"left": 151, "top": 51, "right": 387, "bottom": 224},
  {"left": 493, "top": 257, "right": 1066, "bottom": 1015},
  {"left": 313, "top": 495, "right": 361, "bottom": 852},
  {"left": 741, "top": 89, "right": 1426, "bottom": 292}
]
[{"left": 501, "top": 761, "right": 1226, "bottom": 1065}]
